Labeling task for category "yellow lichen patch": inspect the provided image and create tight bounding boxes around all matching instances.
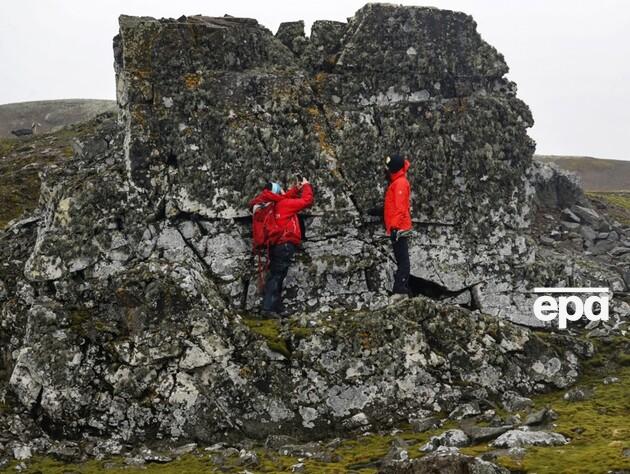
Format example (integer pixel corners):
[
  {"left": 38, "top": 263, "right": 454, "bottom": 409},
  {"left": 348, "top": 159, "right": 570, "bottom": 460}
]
[
  {"left": 132, "top": 68, "right": 152, "bottom": 80},
  {"left": 183, "top": 73, "right": 202, "bottom": 90},
  {"left": 130, "top": 107, "right": 148, "bottom": 128},
  {"left": 312, "top": 122, "right": 336, "bottom": 158},
  {"left": 54, "top": 197, "right": 73, "bottom": 226},
  {"left": 311, "top": 72, "right": 328, "bottom": 95}
]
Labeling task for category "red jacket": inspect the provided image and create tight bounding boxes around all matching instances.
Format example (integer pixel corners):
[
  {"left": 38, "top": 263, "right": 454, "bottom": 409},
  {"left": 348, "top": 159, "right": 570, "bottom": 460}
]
[
  {"left": 384, "top": 160, "right": 412, "bottom": 235},
  {"left": 249, "top": 184, "right": 314, "bottom": 245}
]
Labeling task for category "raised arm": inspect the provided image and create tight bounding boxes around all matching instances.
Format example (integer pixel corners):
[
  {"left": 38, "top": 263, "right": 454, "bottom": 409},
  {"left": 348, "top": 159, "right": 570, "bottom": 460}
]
[{"left": 279, "top": 183, "right": 314, "bottom": 214}]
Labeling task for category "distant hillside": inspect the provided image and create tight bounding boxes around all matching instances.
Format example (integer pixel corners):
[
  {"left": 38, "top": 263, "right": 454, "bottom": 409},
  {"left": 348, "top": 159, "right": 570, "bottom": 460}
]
[
  {"left": 0, "top": 99, "right": 117, "bottom": 138},
  {"left": 535, "top": 155, "right": 630, "bottom": 192}
]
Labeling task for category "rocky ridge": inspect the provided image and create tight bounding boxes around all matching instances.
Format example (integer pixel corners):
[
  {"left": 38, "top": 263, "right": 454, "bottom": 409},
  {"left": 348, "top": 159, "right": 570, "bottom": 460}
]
[{"left": 0, "top": 3, "right": 628, "bottom": 471}]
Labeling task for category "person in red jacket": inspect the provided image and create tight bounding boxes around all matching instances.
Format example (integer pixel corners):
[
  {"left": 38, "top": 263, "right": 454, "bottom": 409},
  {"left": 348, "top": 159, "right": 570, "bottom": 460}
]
[
  {"left": 384, "top": 154, "right": 412, "bottom": 300},
  {"left": 249, "top": 177, "right": 314, "bottom": 317}
]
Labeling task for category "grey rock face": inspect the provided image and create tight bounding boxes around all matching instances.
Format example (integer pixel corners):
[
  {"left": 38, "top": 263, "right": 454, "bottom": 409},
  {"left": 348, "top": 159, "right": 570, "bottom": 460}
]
[{"left": 0, "top": 2, "right": 627, "bottom": 454}]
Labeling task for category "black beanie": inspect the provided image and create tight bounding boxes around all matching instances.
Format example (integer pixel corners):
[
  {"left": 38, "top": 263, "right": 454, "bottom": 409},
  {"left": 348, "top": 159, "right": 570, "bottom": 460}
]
[{"left": 386, "top": 154, "right": 404, "bottom": 173}]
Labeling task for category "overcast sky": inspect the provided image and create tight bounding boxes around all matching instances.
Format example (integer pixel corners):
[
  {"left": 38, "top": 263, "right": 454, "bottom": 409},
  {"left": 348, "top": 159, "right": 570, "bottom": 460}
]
[{"left": 1, "top": 0, "right": 629, "bottom": 160}]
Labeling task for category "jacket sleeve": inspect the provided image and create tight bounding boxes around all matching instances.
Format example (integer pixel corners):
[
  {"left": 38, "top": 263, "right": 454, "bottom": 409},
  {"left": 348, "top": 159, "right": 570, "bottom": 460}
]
[
  {"left": 391, "top": 180, "right": 410, "bottom": 230},
  {"left": 284, "top": 186, "right": 300, "bottom": 199},
  {"left": 278, "top": 183, "right": 314, "bottom": 214}
]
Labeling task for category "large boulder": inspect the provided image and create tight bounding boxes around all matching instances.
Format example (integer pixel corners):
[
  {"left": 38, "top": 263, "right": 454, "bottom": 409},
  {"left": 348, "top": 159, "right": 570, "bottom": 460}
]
[{"left": 0, "top": 2, "right": 626, "bottom": 451}]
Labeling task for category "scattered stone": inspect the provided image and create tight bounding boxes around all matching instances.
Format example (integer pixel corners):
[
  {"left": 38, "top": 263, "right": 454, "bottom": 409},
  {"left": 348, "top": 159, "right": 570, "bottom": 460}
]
[
  {"left": 12, "top": 445, "right": 32, "bottom": 461},
  {"left": 410, "top": 416, "right": 441, "bottom": 433},
  {"left": 501, "top": 391, "right": 533, "bottom": 412},
  {"left": 610, "top": 246, "right": 630, "bottom": 257},
  {"left": 491, "top": 430, "right": 568, "bottom": 448},
  {"left": 560, "top": 220, "right": 580, "bottom": 231},
  {"left": 603, "top": 376, "right": 620, "bottom": 385},
  {"left": 265, "top": 436, "right": 299, "bottom": 449},
  {"left": 523, "top": 407, "right": 556, "bottom": 426},
  {"left": 448, "top": 402, "right": 481, "bottom": 420},
  {"left": 381, "top": 438, "right": 410, "bottom": 467},
  {"left": 237, "top": 449, "right": 259, "bottom": 467},
  {"left": 278, "top": 442, "right": 338, "bottom": 463},
  {"left": 124, "top": 456, "right": 145, "bottom": 466},
  {"left": 562, "top": 208, "right": 581, "bottom": 223},
  {"left": 380, "top": 451, "right": 509, "bottom": 473},
  {"left": 564, "top": 386, "right": 594, "bottom": 402},
  {"left": 540, "top": 236, "right": 555, "bottom": 246},
  {"left": 49, "top": 442, "right": 81, "bottom": 462},
  {"left": 464, "top": 425, "right": 513, "bottom": 443},
  {"left": 173, "top": 443, "right": 197, "bottom": 456},
  {"left": 420, "top": 429, "right": 470, "bottom": 452},
  {"left": 592, "top": 239, "right": 617, "bottom": 255},
  {"left": 572, "top": 205, "right": 602, "bottom": 227},
  {"left": 343, "top": 412, "right": 370, "bottom": 429},
  {"left": 580, "top": 226, "right": 597, "bottom": 243}
]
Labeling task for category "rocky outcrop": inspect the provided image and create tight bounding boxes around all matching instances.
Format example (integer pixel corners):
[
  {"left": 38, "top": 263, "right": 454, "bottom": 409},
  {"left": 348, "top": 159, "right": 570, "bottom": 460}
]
[{"left": 0, "top": 2, "right": 628, "bottom": 460}]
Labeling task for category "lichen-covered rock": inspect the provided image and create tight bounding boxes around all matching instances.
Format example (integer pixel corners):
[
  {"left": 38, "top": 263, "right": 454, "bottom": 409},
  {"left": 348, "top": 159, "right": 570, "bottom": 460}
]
[
  {"left": 380, "top": 450, "right": 509, "bottom": 473},
  {"left": 420, "top": 429, "right": 470, "bottom": 452},
  {"left": 0, "top": 2, "right": 628, "bottom": 455},
  {"left": 491, "top": 429, "right": 568, "bottom": 448}
]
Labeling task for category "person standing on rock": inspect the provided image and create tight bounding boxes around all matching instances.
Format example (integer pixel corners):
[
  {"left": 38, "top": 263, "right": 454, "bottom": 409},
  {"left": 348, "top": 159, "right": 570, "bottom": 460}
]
[
  {"left": 249, "top": 177, "right": 314, "bottom": 318},
  {"left": 384, "top": 154, "right": 412, "bottom": 302}
]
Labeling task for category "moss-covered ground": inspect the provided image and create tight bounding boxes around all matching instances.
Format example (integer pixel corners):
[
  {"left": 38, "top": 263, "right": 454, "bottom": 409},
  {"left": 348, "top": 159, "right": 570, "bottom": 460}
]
[
  {"left": 0, "top": 121, "right": 99, "bottom": 229},
  {"left": 587, "top": 191, "right": 630, "bottom": 225},
  {"left": 10, "top": 333, "right": 629, "bottom": 474}
]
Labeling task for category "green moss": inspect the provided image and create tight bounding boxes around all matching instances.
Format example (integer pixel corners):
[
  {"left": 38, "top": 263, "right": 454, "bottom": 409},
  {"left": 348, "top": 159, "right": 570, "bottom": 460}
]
[
  {"left": 0, "top": 120, "right": 101, "bottom": 229},
  {"left": 0, "top": 137, "right": 18, "bottom": 157},
  {"left": 63, "top": 145, "right": 74, "bottom": 157},
  {"left": 588, "top": 192, "right": 630, "bottom": 225},
  {"left": 8, "top": 453, "right": 217, "bottom": 473},
  {"left": 243, "top": 318, "right": 291, "bottom": 358},
  {"left": 460, "top": 367, "right": 630, "bottom": 473},
  {"left": 69, "top": 308, "right": 90, "bottom": 331}
]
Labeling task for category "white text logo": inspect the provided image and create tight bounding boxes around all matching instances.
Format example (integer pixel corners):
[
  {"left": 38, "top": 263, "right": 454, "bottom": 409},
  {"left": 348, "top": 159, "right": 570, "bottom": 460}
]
[{"left": 532, "top": 287, "right": 610, "bottom": 329}]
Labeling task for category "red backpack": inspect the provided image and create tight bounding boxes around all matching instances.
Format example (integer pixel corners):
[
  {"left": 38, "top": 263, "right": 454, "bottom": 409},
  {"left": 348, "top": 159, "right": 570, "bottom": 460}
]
[
  {"left": 252, "top": 203, "right": 285, "bottom": 290},
  {"left": 252, "top": 202, "right": 284, "bottom": 250}
]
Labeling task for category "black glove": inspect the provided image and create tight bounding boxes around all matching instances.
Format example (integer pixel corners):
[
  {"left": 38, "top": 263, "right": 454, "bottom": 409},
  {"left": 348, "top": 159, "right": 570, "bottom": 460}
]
[{"left": 391, "top": 229, "right": 399, "bottom": 241}]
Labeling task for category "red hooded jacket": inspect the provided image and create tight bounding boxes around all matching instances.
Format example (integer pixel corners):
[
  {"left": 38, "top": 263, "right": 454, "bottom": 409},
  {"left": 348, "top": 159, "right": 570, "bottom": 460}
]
[
  {"left": 249, "top": 184, "right": 314, "bottom": 245},
  {"left": 384, "top": 160, "right": 412, "bottom": 235}
]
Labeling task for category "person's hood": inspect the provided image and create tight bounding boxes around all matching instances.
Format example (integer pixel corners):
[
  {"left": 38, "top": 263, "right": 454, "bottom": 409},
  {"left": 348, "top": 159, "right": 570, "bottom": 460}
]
[
  {"left": 249, "top": 188, "right": 286, "bottom": 209},
  {"left": 389, "top": 159, "right": 411, "bottom": 182}
]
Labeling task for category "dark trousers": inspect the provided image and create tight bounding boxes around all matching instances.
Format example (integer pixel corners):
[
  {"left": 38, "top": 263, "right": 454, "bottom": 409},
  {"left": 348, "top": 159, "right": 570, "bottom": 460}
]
[
  {"left": 391, "top": 235, "right": 410, "bottom": 294},
  {"left": 262, "top": 243, "right": 296, "bottom": 312}
]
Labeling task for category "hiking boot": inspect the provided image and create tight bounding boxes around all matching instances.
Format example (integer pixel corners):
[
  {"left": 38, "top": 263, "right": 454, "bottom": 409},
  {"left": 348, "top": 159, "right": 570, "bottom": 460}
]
[
  {"left": 389, "top": 293, "right": 409, "bottom": 304},
  {"left": 260, "top": 309, "right": 281, "bottom": 319},
  {"left": 274, "top": 305, "right": 293, "bottom": 318}
]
